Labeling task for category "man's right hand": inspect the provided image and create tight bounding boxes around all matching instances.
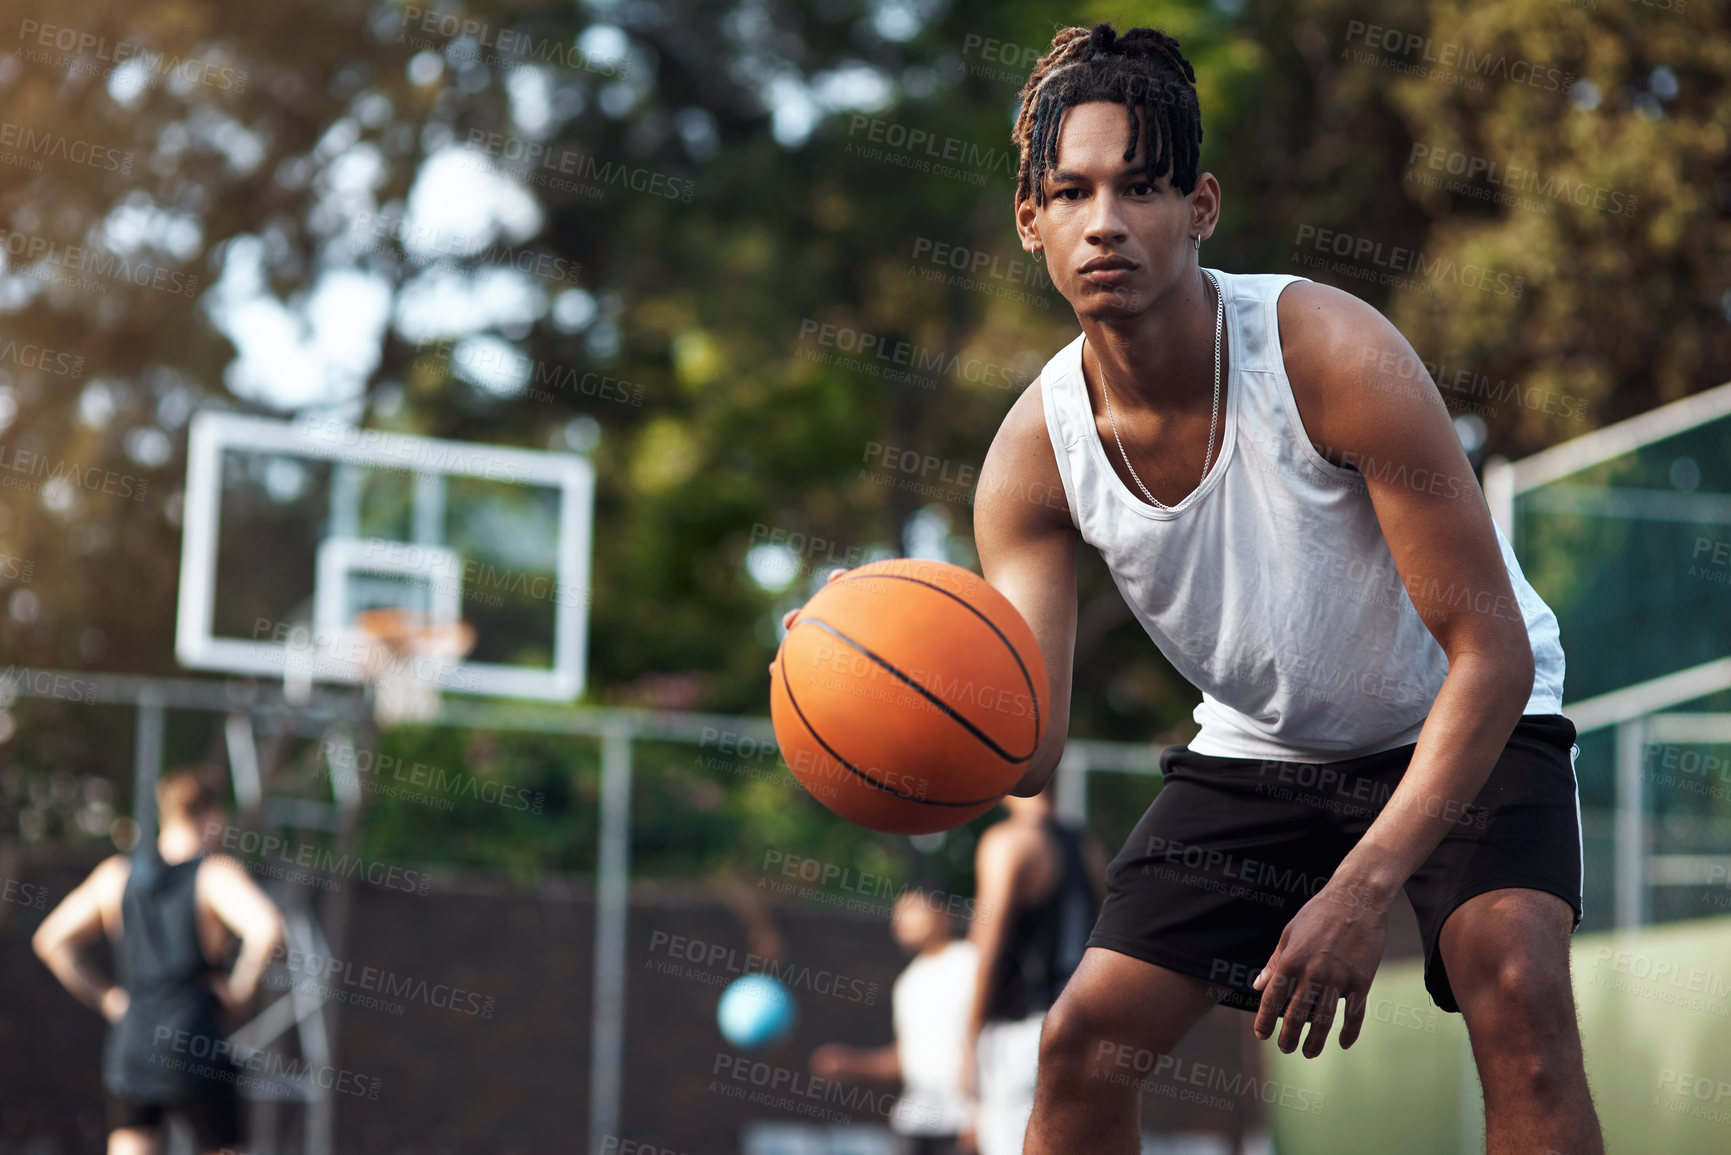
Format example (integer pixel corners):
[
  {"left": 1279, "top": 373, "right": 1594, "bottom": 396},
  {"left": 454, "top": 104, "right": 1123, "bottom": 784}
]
[
  {"left": 808, "top": 1042, "right": 857, "bottom": 1080},
  {"left": 100, "top": 986, "right": 129, "bottom": 1023}
]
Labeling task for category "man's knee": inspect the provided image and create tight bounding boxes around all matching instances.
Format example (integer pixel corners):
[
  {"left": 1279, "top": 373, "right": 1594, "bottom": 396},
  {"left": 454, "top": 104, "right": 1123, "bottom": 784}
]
[
  {"left": 1039, "top": 996, "right": 1140, "bottom": 1085},
  {"left": 1037, "top": 997, "right": 1095, "bottom": 1066},
  {"left": 1460, "top": 948, "right": 1573, "bottom": 1026},
  {"left": 1047, "top": 1000, "right": 1176, "bottom": 1093},
  {"left": 1458, "top": 949, "right": 1581, "bottom": 1089},
  {"left": 1450, "top": 898, "right": 1576, "bottom": 1036}
]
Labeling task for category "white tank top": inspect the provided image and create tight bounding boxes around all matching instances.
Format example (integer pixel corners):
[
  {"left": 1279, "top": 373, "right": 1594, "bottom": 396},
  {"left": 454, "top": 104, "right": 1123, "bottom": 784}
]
[{"left": 1039, "top": 269, "right": 1565, "bottom": 761}]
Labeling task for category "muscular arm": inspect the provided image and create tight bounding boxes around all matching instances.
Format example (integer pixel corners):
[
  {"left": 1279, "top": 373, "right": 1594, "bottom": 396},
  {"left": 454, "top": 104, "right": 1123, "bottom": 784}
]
[
  {"left": 960, "top": 380, "right": 1080, "bottom": 1041},
  {"left": 1280, "top": 281, "right": 1535, "bottom": 910},
  {"left": 198, "top": 855, "right": 286, "bottom": 1010},
  {"left": 32, "top": 854, "right": 128, "bottom": 1018},
  {"left": 1252, "top": 282, "right": 1538, "bottom": 1054},
  {"left": 974, "top": 377, "right": 1080, "bottom": 797}
]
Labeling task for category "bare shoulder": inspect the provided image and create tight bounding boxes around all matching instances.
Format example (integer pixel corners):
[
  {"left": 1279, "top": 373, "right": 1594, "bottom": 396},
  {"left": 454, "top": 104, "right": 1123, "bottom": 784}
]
[
  {"left": 197, "top": 854, "right": 275, "bottom": 920},
  {"left": 975, "top": 374, "right": 1074, "bottom": 536},
  {"left": 976, "top": 816, "right": 1046, "bottom": 867},
  {"left": 1275, "top": 280, "right": 1449, "bottom": 455},
  {"left": 84, "top": 853, "right": 132, "bottom": 925},
  {"left": 199, "top": 853, "right": 256, "bottom": 886},
  {"left": 196, "top": 854, "right": 267, "bottom": 906},
  {"left": 1276, "top": 280, "right": 1400, "bottom": 382},
  {"left": 90, "top": 852, "right": 131, "bottom": 894},
  {"left": 982, "top": 374, "right": 1059, "bottom": 477}
]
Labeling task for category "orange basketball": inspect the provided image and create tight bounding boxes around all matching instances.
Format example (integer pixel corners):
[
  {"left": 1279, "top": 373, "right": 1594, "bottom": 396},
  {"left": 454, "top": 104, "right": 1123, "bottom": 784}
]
[{"left": 769, "top": 559, "right": 1049, "bottom": 834}]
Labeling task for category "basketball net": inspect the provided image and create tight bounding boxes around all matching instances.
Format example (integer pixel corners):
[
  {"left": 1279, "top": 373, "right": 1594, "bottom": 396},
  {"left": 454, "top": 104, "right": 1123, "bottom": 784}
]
[{"left": 351, "top": 609, "right": 476, "bottom": 728}]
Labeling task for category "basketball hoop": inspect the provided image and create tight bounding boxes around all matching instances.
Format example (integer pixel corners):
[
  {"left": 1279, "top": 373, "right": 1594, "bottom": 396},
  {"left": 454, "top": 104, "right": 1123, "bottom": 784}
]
[{"left": 351, "top": 608, "right": 477, "bottom": 728}]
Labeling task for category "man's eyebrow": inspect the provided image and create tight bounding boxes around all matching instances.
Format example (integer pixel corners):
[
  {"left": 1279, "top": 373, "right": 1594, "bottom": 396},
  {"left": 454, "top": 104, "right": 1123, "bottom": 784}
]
[{"left": 1049, "top": 165, "right": 1153, "bottom": 183}]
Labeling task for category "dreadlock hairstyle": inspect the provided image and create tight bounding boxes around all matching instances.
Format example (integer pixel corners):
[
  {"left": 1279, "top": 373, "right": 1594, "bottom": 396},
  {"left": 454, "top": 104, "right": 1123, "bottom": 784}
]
[{"left": 1012, "top": 22, "right": 1203, "bottom": 209}]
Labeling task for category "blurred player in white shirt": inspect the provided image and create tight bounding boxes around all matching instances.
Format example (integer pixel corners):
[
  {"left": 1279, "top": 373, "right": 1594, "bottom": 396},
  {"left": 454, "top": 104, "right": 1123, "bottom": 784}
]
[{"left": 810, "top": 888, "right": 978, "bottom": 1155}]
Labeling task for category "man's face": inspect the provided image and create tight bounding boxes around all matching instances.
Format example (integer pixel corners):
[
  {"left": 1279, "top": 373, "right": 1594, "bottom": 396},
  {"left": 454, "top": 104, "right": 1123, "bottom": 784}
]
[
  {"left": 1020, "top": 100, "right": 1202, "bottom": 320},
  {"left": 891, "top": 895, "right": 947, "bottom": 953}
]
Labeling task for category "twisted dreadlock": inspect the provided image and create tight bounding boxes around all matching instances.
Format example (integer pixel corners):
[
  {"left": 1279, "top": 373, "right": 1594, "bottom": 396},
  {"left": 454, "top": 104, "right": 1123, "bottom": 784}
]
[{"left": 1012, "top": 22, "right": 1202, "bottom": 208}]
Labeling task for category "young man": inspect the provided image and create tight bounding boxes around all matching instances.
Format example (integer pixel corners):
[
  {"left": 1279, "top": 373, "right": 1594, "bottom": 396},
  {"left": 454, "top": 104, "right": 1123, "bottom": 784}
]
[
  {"left": 809, "top": 888, "right": 979, "bottom": 1155},
  {"left": 34, "top": 764, "right": 286, "bottom": 1155},
  {"left": 963, "top": 790, "right": 1102, "bottom": 1155},
  {"left": 967, "top": 21, "right": 1600, "bottom": 1155}
]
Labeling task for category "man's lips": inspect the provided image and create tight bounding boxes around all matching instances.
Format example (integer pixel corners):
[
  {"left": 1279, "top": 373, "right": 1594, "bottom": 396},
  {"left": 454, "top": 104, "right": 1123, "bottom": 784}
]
[
  {"left": 1079, "top": 258, "right": 1135, "bottom": 284},
  {"left": 1078, "top": 255, "right": 1135, "bottom": 273}
]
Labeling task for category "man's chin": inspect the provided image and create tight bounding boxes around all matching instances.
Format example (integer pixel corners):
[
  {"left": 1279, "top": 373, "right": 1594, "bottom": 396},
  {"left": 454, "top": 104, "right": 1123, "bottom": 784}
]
[{"left": 1073, "top": 292, "right": 1146, "bottom": 321}]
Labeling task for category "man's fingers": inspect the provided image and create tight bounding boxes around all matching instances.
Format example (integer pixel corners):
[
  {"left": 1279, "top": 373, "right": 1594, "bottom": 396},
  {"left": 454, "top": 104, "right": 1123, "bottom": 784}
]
[
  {"left": 1277, "top": 974, "right": 1319, "bottom": 1054},
  {"left": 1251, "top": 936, "right": 1286, "bottom": 996},
  {"left": 777, "top": 569, "right": 849, "bottom": 640},
  {"left": 1301, "top": 988, "right": 1341, "bottom": 1059},
  {"left": 1252, "top": 963, "right": 1292, "bottom": 1041},
  {"left": 1338, "top": 989, "right": 1369, "bottom": 1049}
]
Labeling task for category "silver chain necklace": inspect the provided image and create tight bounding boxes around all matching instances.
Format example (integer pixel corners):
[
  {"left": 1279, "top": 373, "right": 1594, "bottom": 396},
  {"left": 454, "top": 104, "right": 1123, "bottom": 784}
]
[{"left": 1099, "top": 267, "right": 1223, "bottom": 510}]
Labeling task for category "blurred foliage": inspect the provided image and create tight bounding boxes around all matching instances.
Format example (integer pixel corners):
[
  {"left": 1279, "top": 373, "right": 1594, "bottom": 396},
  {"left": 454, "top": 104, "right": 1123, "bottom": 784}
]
[{"left": 0, "top": 0, "right": 1725, "bottom": 886}]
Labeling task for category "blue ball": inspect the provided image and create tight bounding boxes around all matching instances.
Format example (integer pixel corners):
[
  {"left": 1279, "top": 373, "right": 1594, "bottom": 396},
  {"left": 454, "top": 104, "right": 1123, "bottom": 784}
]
[{"left": 717, "top": 975, "right": 797, "bottom": 1049}]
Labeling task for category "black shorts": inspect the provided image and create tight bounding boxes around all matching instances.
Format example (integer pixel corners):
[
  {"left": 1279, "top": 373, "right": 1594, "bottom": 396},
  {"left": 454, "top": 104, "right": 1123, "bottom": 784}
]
[
  {"left": 106, "top": 1078, "right": 242, "bottom": 1148},
  {"left": 1086, "top": 713, "right": 1583, "bottom": 1014}
]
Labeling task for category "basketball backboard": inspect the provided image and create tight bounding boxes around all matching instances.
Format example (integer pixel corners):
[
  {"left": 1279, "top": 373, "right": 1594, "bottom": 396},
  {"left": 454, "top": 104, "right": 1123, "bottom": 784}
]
[{"left": 176, "top": 410, "right": 594, "bottom": 702}]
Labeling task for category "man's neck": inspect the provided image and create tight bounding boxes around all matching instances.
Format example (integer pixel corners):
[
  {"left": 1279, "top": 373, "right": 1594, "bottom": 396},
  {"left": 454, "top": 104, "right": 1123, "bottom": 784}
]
[
  {"left": 1080, "top": 264, "right": 1217, "bottom": 412},
  {"left": 156, "top": 823, "right": 203, "bottom": 865}
]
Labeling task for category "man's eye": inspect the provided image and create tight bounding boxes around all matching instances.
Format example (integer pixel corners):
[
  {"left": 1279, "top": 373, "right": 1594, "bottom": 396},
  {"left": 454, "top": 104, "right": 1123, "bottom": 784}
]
[
  {"left": 1054, "top": 187, "right": 1083, "bottom": 201},
  {"left": 1129, "top": 182, "right": 1154, "bottom": 196}
]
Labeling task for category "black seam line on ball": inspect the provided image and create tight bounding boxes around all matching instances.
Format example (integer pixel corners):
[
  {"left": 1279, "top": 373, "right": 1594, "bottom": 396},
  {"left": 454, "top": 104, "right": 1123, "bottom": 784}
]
[
  {"left": 778, "top": 653, "right": 999, "bottom": 808},
  {"left": 796, "top": 616, "right": 1036, "bottom": 765},
  {"left": 833, "top": 570, "right": 1043, "bottom": 750}
]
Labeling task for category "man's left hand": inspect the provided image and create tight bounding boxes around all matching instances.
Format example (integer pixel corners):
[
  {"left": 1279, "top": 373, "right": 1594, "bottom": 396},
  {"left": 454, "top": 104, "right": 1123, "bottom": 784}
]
[{"left": 1251, "top": 881, "right": 1388, "bottom": 1057}]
